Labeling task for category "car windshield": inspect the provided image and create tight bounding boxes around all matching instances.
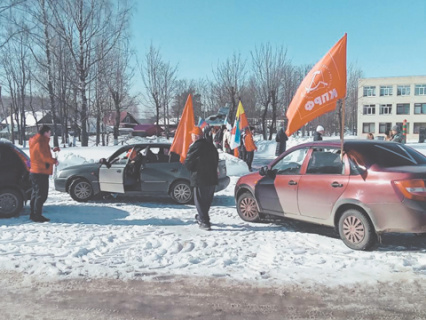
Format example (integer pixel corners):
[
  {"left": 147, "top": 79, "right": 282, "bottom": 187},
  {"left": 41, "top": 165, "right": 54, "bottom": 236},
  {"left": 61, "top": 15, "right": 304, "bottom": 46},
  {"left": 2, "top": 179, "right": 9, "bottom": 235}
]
[{"left": 346, "top": 143, "right": 426, "bottom": 168}]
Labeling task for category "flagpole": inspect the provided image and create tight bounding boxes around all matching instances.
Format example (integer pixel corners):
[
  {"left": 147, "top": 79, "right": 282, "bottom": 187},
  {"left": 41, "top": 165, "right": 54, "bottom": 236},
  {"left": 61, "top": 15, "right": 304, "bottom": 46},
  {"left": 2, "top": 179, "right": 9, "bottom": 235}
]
[{"left": 340, "top": 99, "right": 345, "bottom": 159}]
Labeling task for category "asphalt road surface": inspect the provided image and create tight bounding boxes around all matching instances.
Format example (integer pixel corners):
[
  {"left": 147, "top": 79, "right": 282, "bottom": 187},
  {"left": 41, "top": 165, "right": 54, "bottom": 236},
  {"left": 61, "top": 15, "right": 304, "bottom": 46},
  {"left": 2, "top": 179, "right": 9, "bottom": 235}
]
[{"left": 1, "top": 271, "right": 425, "bottom": 320}]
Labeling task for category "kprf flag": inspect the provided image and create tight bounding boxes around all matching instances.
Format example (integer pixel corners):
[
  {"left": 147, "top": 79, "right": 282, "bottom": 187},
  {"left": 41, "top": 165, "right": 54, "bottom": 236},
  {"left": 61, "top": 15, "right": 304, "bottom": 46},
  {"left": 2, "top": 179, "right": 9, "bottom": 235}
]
[
  {"left": 230, "top": 101, "right": 249, "bottom": 150},
  {"left": 170, "top": 94, "right": 195, "bottom": 163},
  {"left": 286, "top": 34, "right": 347, "bottom": 136},
  {"left": 197, "top": 117, "right": 207, "bottom": 129}
]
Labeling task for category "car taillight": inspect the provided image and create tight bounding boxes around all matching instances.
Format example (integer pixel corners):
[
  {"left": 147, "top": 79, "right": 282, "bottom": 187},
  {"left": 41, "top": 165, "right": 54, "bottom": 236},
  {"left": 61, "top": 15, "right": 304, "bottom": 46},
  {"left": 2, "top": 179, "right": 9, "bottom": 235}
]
[{"left": 393, "top": 179, "right": 426, "bottom": 201}]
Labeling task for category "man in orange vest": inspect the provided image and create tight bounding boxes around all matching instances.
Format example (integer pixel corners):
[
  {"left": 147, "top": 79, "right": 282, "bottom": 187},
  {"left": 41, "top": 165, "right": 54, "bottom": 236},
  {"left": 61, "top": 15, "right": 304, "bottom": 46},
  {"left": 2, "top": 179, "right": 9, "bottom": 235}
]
[
  {"left": 242, "top": 128, "right": 257, "bottom": 171},
  {"left": 29, "top": 125, "right": 58, "bottom": 222}
]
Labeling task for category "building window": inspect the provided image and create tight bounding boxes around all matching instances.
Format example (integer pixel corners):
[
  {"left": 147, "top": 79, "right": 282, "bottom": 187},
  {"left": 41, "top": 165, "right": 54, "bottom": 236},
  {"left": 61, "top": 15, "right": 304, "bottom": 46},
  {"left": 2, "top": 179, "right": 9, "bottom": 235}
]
[
  {"left": 396, "top": 103, "right": 410, "bottom": 115},
  {"left": 380, "top": 86, "right": 393, "bottom": 96},
  {"left": 413, "top": 123, "right": 426, "bottom": 134},
  {"left": 414, "top": 103, "right": 426, "bottom": 114},
  {"left": 379, "top": 123, "right": 391, "bottom": 134},
  {"left": 379, "top": 104, "right": 392, "bottom": 115},
  {"left": 363, "top": 86, "right": 376, "bottom": 97},
  {"left": 362, "top": 123, "right": 375, "bottom": 133},
  {"left": 397, "top": 85, "right": 410, "bottom": 96},
  {"left": 363, "top": 105, "right": 376, "bottom": 115},
  {"left": 415, "top": 84, "right": 426, "bottom": 96}
]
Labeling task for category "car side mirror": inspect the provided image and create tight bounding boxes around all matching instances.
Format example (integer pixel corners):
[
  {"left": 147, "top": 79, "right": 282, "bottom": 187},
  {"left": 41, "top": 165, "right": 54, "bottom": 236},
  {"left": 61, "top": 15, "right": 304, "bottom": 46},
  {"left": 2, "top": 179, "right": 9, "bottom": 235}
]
[
  {"left": 259, "top": 166, "right": 269, "bottom": 176},
  {"left": 99, "top": 158, "right": 111, "bottom": 168}
]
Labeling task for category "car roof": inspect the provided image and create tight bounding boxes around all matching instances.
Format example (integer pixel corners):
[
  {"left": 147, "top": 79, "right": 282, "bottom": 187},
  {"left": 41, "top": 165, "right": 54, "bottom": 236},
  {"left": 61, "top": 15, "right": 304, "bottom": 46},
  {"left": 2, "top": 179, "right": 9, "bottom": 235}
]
[{"left": 295, "top": 139, "right": 400, "bottom": 149}]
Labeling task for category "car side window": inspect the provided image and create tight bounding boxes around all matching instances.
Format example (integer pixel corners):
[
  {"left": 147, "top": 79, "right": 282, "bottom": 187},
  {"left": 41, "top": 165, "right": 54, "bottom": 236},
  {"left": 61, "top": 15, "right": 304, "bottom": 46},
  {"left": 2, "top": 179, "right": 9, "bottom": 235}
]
[
  {"left": 306, "top": 148, "right": 343, "bottom": 174},
  {"left": 272, "top": 148, "right": 308, "bottom": 175}
]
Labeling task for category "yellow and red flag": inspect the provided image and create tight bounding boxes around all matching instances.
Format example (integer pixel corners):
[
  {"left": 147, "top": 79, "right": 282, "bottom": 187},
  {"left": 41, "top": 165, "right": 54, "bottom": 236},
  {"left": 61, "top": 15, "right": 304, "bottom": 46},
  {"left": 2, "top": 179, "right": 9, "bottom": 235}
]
[
  {"left": 169, "top": 94, "right": 195, "bottom": 163},
  {"left": 286, "top": 34, "right": 347, "bottom": 136},
  {"left": 230, "top": 101, "right": 249, "bottom": 150}
]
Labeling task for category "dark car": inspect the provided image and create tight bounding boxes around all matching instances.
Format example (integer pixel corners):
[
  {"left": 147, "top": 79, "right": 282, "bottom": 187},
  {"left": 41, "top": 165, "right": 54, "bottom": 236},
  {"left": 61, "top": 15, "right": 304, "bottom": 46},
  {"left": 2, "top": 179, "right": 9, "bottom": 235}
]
[
  {"left": 54, "top": 143, "right": 230, "bottom": 204},
  {"left": 234, "top": 140, "right": 426, "bottom": 250},
  {"left": 0, "top": 139, "right": 32, "bottom": 218}
]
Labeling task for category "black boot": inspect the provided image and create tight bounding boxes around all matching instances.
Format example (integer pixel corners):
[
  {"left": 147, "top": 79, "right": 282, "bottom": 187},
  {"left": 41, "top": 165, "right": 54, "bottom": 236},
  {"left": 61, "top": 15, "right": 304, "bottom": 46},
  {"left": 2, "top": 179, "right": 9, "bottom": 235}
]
[
  {"left": 194, "top": 214, "right": 211, "bottom": 231},
  {"left": 31, "top": 215, "right": 50, "bottom": 222}
]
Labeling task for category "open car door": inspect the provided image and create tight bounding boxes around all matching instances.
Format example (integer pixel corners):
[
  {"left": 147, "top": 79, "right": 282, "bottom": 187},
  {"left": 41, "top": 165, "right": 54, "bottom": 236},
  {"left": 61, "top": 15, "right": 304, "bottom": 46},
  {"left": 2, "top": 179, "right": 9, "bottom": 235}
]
[{"left": 98, "top": 147, "right": 133, "bottom": 193}]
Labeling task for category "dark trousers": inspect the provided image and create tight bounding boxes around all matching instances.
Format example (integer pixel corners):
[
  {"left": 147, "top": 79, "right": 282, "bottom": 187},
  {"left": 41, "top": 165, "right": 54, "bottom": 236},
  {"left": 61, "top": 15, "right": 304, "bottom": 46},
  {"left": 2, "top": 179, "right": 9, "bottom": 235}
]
[
  {"left": 245, "top": 151, "right": 254, "bottom": 170},
  {"left": 30, "top": 173, "right": 49, "bottom": 217},
  {"left": 194, "top": 185, "right": 215, "bottom": 224}
]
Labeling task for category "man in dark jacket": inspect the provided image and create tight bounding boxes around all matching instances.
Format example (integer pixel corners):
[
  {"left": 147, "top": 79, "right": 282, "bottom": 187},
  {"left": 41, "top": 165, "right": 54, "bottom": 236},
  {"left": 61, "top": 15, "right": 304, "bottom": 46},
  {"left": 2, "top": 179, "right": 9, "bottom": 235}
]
[
  {"left": 275, "top": 126, "right": 288, "bottom": 156},
  {"left": 185, "top": 126, "right": 219, "bottom": 230}
]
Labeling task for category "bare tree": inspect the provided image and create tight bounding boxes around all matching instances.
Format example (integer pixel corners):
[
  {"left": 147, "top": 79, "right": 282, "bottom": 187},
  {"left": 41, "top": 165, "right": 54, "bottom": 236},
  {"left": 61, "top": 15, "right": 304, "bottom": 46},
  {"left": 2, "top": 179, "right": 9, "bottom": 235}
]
[
  {"left": 213, "top": 52, "right": 246, "bottom": 123},
  {"left": 51, "top": 0, "right": 131, "bottom": 146},
  {"left": 139, "top": 44, "right": 178, "bottom": 136},
  {"left": 251, "top": 43, "right": 288, "bottom": 139},
  {"left": 104, "top": 38, "right": 136, "bottom": 145},
  {"left": 345, "top": 63, "right": 363, "bottom": 134}
]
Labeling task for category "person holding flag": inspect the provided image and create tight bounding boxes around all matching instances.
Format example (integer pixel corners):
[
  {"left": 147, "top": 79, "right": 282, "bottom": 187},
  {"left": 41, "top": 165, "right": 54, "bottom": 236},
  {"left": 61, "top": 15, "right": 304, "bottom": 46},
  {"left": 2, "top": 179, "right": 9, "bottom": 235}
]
[
  {"left": 169, "top": 94, "right": 218, "bottom": 230},
  {"left": 184, "top": 126, "right": 219, "bottom": 231}
]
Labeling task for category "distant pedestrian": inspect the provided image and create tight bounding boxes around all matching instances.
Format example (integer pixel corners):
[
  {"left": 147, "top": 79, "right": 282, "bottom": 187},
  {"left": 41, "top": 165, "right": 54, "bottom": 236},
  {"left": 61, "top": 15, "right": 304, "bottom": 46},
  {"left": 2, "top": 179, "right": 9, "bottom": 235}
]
[
  {"left": 391, "top": 125, "right": 404, "bottom": 143},
  {"left": 275, "top": 126, "right": 288, "bottom": 156},
  {"left": 242, "top": 128, "right": 257, "bottom": 171},
  {"left": 222, "top": 127, "right": 232, "bottom": 154},
  {"left": 185, "top": 126, "right": 219, "bottom": 231},
  {"left": 29, "top": 125, "right": 59, "bottom": 222},
  {"left": 384, "top": 128, "right": 393, "bottom": 141},
  {"left": 314, "top": 125, "right": 324, "bottom": 141},
  {"left": 367, "top": 133, "right": 374, "bottom": 140}
]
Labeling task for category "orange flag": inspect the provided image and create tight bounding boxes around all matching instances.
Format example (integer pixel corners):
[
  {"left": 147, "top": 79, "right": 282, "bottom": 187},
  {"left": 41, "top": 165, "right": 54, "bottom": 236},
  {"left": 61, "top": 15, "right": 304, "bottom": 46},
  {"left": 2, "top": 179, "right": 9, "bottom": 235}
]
[
  {"left": 286, "top": 34, "right": 347, "bottom": 136},
  {"left": 169, "top": 94, "right": 195, "bottom": 163}
]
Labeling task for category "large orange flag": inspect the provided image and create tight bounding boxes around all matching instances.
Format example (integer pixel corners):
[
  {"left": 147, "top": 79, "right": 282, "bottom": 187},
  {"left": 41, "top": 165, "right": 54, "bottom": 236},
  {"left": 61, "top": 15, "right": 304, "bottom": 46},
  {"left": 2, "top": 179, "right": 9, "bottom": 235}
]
[
  {"left": 169, "top": 94, "right": 195, "bottom": 163},
  {"left": 286, "top": 34, "right": 347, "bottom": 136}
]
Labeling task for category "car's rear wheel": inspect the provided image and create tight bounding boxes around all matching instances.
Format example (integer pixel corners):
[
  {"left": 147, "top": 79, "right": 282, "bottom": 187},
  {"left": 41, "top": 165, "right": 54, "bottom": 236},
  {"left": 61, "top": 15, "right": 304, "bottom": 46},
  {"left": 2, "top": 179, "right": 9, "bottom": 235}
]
[
  {"left": 0, "top": 188, "right": 23, "bottom": 218},
  {"left": 237, "top": 192, "right": 260, "bottom": 222},
  {"left": 170, "top": 181, "right": 193, "bottom": 204},
  {"left": 69, "top": 178, "right": 93, "bottom": 202},
  {"left": 338, "top": 208, "right": 377, "bottom": 250}
]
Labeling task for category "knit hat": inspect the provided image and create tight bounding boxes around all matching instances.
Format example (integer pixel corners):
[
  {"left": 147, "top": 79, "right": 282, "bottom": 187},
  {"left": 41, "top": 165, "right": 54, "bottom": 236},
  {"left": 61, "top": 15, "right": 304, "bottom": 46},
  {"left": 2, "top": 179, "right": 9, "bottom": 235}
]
[
  {"left": 190, "top": 126, "right": 203, "bottom": 136},
  {"left": 392, "top": 125, "right": 400, "bottom": 133},
  {"left": 316, "top": 125, "right": 324, "bottom": 133}
]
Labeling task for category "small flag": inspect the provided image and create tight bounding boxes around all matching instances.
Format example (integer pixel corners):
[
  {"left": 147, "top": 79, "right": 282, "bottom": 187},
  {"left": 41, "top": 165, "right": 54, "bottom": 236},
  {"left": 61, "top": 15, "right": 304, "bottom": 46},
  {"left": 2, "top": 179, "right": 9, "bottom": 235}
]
[
  {"left": 230, "top": 101, "right": 248, "bottom": 150},
  {"left": 198, "top": 117, "right": 207, "bottom": 129}
]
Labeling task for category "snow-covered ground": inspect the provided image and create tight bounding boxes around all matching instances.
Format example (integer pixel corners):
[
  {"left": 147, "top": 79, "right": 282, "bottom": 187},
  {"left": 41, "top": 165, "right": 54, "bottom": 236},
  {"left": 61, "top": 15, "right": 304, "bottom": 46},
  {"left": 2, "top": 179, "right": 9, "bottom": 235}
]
[{"left": 0, "top": 134, "right": 425, "bottom": 288}]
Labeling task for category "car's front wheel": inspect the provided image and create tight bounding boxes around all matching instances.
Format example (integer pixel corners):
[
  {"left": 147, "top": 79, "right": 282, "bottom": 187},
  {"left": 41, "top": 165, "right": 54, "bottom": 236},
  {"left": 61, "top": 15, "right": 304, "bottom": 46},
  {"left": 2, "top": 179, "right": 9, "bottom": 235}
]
[
  {"left": 69, "top": 178, "right": 93, "bottom": 202},
  {"left": 0, "top": 188, "right": 23, "bottom": 218},
  {"left": 338, "top": 208, "right": 377, "bottom": 250},
  {"left": 170, "top": 181, "right": 193, "bottom": 204},
  {"left": 237, "top": 192, "right": 260, "bottom": 222}
]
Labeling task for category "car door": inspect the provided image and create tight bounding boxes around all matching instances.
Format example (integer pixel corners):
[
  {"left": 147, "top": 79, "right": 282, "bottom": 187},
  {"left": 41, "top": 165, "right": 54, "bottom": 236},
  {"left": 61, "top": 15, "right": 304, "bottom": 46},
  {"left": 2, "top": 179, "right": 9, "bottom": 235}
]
[
  {"left": 297, "top": 148, "right": 349, "bottom": 220},
  {"left": 255, "top": 147, "right": 308, "bottom": 215},
  {"left": 98, "top": 148, "right": 131, "bottom": 194},
  {"left": 140, "top": 147, "right": 182, "bottom": 193}
]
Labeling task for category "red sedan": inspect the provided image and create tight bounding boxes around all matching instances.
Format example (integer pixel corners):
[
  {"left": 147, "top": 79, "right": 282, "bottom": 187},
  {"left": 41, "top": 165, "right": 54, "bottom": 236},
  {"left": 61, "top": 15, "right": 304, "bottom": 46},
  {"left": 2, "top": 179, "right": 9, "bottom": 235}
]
[{"left": 235, "top": 140, "right": 426, "bottom": 250}]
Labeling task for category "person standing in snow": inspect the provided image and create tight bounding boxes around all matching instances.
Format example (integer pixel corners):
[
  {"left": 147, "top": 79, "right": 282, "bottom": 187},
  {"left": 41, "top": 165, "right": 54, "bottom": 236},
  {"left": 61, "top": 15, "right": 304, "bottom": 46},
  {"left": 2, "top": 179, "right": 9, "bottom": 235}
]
[
  {"left": 29, "top": 125, "right": 59, "bottom": 222},
  {"left": 242, "top": 127, "right": 257, "bottom": 171},
  {"left": 222, "top": 126, "right": 232, "bottom": 154},
  {"left": 184, "top": 126, "right": 219, "bottom": 231},
  {"left": 314, "top": 125, "right": 325, "bottom": 141},
  {"left": 275, "top": 125, "right": 288, "bottom": 156}
]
